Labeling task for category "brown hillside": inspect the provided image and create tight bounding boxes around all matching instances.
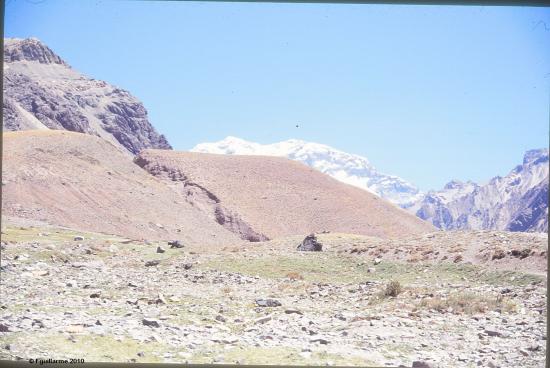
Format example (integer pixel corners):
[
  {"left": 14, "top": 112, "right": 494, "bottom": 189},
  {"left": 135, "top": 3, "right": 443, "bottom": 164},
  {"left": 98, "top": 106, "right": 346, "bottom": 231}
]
[
  {"left": 1, "top": 130, "right": 242, "bottom": 246},
  {"left": 135, "top": 150, "right": 435, "bottom": 239}
]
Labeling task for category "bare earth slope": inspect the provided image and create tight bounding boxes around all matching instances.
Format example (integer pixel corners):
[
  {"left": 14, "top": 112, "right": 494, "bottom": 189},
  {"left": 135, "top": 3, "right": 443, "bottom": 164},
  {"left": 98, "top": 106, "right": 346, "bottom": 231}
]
[
  {"left": 1, "top": 130, "right": 242, "bottom": 246},
  {"left": 135, "top": 150, "right": 435, "bottom": 239}
]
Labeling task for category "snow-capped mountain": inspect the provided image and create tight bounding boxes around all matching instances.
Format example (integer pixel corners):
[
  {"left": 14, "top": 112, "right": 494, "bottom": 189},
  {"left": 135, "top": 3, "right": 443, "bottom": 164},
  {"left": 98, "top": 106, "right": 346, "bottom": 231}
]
[
  {"left": 3, "top": 38, "right": 171, "bottom": 155},
  {"left": 191, "top": 136, "right": 423, "bottom": 207},
  {"left": 405, "top": 148, "right": 549, "bottom": 232}
]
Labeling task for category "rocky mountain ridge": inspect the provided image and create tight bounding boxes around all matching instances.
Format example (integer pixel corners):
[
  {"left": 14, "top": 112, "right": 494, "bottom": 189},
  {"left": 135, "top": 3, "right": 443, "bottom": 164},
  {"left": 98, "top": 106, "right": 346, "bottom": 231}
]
[
  {"left": 406, "top": 149, "right": 549, "bottom": 233},
  {"left": 3, "top": 37, "right": 171, "bottom": 155}
]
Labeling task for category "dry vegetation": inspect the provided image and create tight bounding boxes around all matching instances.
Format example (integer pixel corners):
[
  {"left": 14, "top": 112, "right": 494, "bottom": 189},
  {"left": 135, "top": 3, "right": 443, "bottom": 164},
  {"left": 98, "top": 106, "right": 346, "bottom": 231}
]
[{"left": 417, "top": 292, "right": 519, "bottom": 314}]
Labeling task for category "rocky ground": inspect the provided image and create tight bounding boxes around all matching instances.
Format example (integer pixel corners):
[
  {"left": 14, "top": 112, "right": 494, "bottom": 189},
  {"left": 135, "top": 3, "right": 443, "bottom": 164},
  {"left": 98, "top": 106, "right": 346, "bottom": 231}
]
[{"left": 0, "top": 223, "right": 547, "bottom": 367}]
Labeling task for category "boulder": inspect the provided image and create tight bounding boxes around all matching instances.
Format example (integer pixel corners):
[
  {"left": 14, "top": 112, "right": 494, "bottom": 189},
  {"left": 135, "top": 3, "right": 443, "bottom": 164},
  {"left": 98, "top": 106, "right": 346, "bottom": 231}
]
[
  {"left": 297, "top": 234, "right": 322, "bottom": 252},
  {"left": 168, "top": 240, "right": 184, "bottom": 249},
  {"left": 142, "top": 318, "right": 160, "bottom": 328}
]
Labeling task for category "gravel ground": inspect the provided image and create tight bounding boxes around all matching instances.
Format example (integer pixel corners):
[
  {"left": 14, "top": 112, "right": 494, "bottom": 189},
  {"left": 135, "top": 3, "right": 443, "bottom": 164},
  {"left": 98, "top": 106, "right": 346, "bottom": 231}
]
[{"left": 0, "top": 225, "right": 547, "bottom": 367}]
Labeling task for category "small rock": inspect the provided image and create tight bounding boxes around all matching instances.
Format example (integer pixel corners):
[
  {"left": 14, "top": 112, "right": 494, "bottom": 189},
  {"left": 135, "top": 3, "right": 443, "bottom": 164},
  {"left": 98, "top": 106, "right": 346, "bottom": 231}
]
[
  {"left": 0, "top": 324, "right": 10, "bottom": 332},
  {"left": 74, "top": 236, "right": 84, "bottom": 241},
  {"left": 367, "top": 267, "right": 376, "bottom": 273},
  {"left": 412, "top": 361, "right": 433, "bottom": 368},
  {"left": 142, "top": 318, "right": 160, "bottom": 328},
  {"left": 168, "top": 240, "right": 184, "bottom": 248},
  {"left": 137, "top": 352, "right": 145, "bottom": 357},
  {"left": 156, "top": 293, "right": 168, "bottom": 304},
  {"left": 373, "top": 258, "right": 381, "bottom": 265},
  {"left": 484, "top": 328, "right": 502, "bottom": 337},
  {"left": 32, "top": 319, "right": 45, "bottom": 328},
  {"left": 95, "top": 320, "right": 102, "bottom": 326},
  {"left": 65, "top": 325, "right": 84, "bottom": 333},
  {"left": 182, "top": 263, "right": 193, "bottom": 270},
  {"left": 519, "top": 349, "right": 529, "bottom": 356},
  {"left": 156, "top": 246, "right": 165, "bottom": 254},
  {"left": 89, "top": 292, "right": 101, "bottom": 298},
  {"left": 145, "top": 260, "right": 160, "bottom": 267},
  {"left": 255, "top": 316, "right": 272, "bottom": 324},
  {"left": 215, "top": 315, "right": 226, "bottom": 323},
  {"left": 334, "top": 313, "right": 346, "bottom": 321},
  {"left": 255, "top": 299, "right": 281, "bottom": 307},
  {"left": 66, "top": 280, "right": 78, "bottom": 288},
  {"left": 311, "top": 338, "right": 329, "bottom": 345},
  {"left": 33, "top": 270, "right": 49, "bottom": 277},
  {"left": 284, "top": 309, "right": 303, "bottom": 315}
]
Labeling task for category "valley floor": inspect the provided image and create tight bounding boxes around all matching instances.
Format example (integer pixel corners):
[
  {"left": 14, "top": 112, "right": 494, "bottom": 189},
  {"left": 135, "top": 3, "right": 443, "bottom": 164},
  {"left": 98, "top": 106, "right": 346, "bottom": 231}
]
[{"left": 0, "top": 222, "right": 547, "bottom": 367}]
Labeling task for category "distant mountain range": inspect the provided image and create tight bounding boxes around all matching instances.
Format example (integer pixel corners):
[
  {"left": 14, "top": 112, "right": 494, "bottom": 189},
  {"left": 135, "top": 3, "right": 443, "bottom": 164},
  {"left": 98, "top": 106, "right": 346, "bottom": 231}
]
[
  {"left": 3, "top": 38, "right": 547, "bottom": 234},
  {"left": 406, "top": 149, "right": 548, "bottom": 233},
  {"left": 193, "top": 138, "right": 548, "bottom": 233},
  {"left": 3, "top": 38, "right": 171, "bottom": 155}
]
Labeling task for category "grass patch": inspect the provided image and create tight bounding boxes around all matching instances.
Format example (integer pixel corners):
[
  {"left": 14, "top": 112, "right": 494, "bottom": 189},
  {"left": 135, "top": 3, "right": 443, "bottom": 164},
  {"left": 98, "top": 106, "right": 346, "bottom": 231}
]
[
  {"left": 203, "top": 254, "right": 544, "bottom": 288},
  {"left": 384, "top": 280, "right": 403, "bottom": 297},
  {"left": 191, "top": 345, "right": 372, "bottom": 365},
  {"left": 1, "top": 226, "right": 123, "bottom": 245},
  {"left": 417, "top": 291, "right": 519, "bottom": 314},
  {"left": 2, "top": 332, "right": 168, "bottom": 362}
]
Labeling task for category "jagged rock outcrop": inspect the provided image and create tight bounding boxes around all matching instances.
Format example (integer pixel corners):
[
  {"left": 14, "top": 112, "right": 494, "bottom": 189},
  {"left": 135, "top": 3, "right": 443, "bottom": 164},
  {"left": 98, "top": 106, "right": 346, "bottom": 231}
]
[
  {"left": 133, "top": 156, "right": 269, "bottom": 242},
  {"left": 507, "top": 180, "right": 548, "bottom": 232},
  {"left": 4, "top": 37, "right": 67, "bottom": 65},
  {"left": 3, "top": 38, "right": 171, "bottom": 155},
  {"left": 406, "top": 149, "right": 549, "bottom": 233}
]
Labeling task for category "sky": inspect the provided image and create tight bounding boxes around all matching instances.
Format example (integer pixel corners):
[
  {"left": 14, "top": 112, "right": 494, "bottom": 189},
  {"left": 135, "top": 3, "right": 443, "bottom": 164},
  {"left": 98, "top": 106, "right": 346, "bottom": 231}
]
[{"left": 4, "top": 0, "right": 550, "bottom": 191}]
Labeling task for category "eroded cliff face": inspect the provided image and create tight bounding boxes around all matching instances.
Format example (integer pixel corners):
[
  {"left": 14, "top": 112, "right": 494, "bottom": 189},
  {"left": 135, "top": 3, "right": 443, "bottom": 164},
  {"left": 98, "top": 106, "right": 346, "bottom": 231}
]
[
  {"left": 134, "top": 156, "right": 269, "bottom": 242},
  {"left": 3, "top": 38, "right": 172, "bottom": 155}
]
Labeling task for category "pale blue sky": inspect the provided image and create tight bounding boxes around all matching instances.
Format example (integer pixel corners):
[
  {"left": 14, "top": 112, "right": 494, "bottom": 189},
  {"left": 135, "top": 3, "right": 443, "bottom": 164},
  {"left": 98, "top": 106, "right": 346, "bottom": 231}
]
[{"left": 5, "top": 0, "right": 550, "bottom": 190}]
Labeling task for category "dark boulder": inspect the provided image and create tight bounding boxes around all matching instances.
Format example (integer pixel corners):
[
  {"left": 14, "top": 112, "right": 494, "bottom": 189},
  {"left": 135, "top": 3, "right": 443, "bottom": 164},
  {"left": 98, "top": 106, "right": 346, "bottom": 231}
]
[{"left": 297, "top": 233, "right": 322, "bottom": 252}]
